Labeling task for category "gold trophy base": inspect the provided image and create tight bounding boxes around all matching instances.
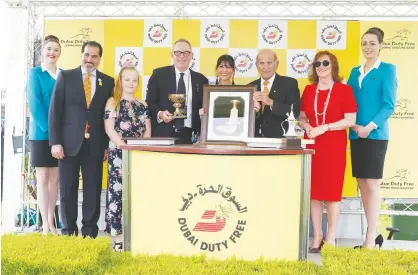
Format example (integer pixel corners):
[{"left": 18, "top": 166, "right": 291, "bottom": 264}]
[{"left": 172, "top": 113, "right": 187, "bottom": 119}]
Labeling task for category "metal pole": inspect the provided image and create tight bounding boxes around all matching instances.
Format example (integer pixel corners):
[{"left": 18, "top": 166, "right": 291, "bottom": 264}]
[
  {"left": 122, "top": 149, "right": 131, "bottom": 251},
  {"left": 299, "top": 154, "right": 312, "bottom": 260}
]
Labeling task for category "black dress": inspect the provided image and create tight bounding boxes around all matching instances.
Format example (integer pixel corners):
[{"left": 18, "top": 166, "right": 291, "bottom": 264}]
[{"left": 104, "top": 99, "right": 150, "bottom": 236}]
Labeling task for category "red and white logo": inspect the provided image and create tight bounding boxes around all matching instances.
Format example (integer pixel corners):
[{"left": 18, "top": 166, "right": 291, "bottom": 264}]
[
  {"left": 234, "top": 52, "right": 254, "bottom": 74},
  {"left": 193, "top": 210, "right": 226, "bottom": 232},
  {"left": 147, "top": 23, "right": 169, "bottom": 43},
  {"left": 320, "top": 25, "right": 343, "bottom": 46},
  {"left": 204, "top": 24, "right": 226, "bottom": 44},
  {"left": 178, "top": 185, "right": 248, "bottom": 252},
  {"left": 262, "top": 24, "right": 284, "bottom": 45}
]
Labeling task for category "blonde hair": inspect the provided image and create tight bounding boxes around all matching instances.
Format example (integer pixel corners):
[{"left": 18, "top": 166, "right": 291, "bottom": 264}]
[{"left": 113, "top": 66, "right": 140, "bottom": 111}]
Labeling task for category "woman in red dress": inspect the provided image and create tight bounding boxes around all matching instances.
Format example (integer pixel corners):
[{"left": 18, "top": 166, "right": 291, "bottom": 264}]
[{"left": 299, "top": 51, "right": 357, "bottom": 253}]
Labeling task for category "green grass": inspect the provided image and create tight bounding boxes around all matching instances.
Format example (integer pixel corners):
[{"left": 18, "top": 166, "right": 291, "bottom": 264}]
[
  {"left": 379, "top": 201, "right": 392, "bottom": 239},
  {"left": 2, "top": 234, "right": 418, "bottom": 275}
]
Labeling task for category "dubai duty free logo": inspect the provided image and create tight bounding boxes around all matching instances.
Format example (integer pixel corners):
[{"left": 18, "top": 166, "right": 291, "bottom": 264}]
[
  {"left": 178, "top": 184, "right": 248, "bottom": 252},
  {"left": 204, "top": 24, "right": 226, "bottom": 44},
  {"left": 383, "top": 29, "right": 416, "bottom": 50},
  {"left": 382, "top": 169, "right": 415, "bottom": 191},
  {"left": 320, "top": 25, "right": 343, "bottom": 46},
  {"left": 290, "top": 53, "right": 311, "bottom": 75},
  {"left": 262, "top": 24, "right": 284, "bottom": 45},
  {"left": 234, "top": 53, "right": 254, "bottom": 74},
  {"left": 391, "top": 98, "right": 415, "bottom": 120},
  {"left": 61, "top": 28, "right": 92, "bottom": 47},
  {"left": 118, "top": 51, "right": 139, "bottom": 68},
  {"left": 147, "top": 23, "right": 169, "bottom": 44}
]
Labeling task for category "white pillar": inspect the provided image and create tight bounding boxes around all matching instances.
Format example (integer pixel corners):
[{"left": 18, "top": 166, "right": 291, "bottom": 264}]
[
  {"left": 1, "top": 4, "right": 28, "bottom": 233},
  {"left": 0, "top": 0, "right": 6, "bottom": 231}
]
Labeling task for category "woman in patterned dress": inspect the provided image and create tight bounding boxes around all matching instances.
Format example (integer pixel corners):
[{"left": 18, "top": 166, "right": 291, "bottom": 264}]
[{"left": 104, "top": 66, "right": 151, "bottom": 251}]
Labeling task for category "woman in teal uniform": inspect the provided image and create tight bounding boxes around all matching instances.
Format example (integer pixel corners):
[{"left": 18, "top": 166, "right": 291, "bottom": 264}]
[
  {"left": 347, "top": 27, "right": 397, "bottom": 249},
  {"left": 27, "top": 35, "right": 62, "bottom": 235}
]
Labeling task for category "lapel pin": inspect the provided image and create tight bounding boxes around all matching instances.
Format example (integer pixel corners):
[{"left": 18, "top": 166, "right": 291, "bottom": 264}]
[
  {"left": 273, "top": 90, "right": 276, "bottom": 93},
  {"left": 372, "top": 77, "right": 376, "bottom": 81},
  {"left": 98, "top": 78, "right": 103, "bottom": 86}
]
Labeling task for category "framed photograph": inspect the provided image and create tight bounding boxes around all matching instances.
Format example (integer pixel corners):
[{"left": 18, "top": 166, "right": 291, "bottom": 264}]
[{"left": 200, "top": 85, "right": 256, "bottom": 145}]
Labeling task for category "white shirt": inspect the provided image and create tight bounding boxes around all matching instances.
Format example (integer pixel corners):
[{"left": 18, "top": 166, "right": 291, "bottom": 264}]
[
  {"left": 358, "top": 58, "right": 381, "bottom": 89},
  {"left": 158, "top": 67, "right": 193, "bottom": 127},
  {"left": 358, "top": 59, "right": 380, "bottom": 129},
  {"left": 81, "top": 67, "right": 97, "bottom": 100},
  {"left": 41, "top": 63, "right": 58, "bottom": 80},
  {"left": 261, "top": 74, "right": 276, "bottom": 93}
]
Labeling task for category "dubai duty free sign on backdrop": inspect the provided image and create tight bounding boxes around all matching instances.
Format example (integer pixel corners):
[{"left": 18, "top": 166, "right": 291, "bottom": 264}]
[{"left": 44, "top": 19, "right": 418, "bottom": 199}]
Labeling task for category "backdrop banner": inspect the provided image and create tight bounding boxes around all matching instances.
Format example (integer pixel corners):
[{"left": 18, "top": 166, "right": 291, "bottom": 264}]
[{"left": 44, "top": 19, "right": 418, "bottom": 198}]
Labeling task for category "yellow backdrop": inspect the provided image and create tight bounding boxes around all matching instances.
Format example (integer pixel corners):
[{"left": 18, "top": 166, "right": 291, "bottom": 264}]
[
  {"left": 359, "top": 22, "right": 418, "bottom": 198},
  {"left": 43, "top": 19, "right": 417, "bottom": 198}
]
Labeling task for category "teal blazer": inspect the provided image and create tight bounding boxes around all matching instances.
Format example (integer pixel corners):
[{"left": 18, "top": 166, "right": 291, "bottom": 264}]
[
  {"left": 347, "top": 61, "right": 397, "bottom": 140},
  {"left": 27, "top": 66, "right": 61, "bottom": 140}
]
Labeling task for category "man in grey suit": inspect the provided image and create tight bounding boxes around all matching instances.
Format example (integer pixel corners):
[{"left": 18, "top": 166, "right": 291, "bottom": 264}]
[{"left": 49, "top": 41, "right": 114, "bottom": 238}]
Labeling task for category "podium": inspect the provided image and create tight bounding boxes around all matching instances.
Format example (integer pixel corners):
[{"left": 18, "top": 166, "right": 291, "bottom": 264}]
[{"left": 120, "top": 144, "right": 313, "bottom": 261}]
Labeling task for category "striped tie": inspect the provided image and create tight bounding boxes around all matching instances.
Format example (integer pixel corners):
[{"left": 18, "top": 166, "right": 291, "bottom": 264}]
[
  {"left": 84, "top": 72, "right": 92, "bottom": 108},
  {"left": 262, "top": 80, "right": 269, "bottom": 112}
]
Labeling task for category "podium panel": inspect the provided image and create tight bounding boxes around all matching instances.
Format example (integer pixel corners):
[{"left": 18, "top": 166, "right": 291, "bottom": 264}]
[{"left": 122, "top": 145, "right": 312, "bottom": 261}]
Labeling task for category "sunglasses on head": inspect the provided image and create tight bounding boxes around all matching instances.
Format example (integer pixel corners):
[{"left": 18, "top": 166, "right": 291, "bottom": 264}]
[{"left": 314, "top": 60, "right": 330, "bottom": 68}]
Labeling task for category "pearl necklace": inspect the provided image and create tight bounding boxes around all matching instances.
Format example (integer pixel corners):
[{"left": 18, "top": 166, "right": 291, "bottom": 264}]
[{"left": 314, "top": 82, "right": 334, "bottom": 126}]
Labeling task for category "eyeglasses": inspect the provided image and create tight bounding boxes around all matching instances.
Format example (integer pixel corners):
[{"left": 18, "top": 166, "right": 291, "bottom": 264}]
[
  {"left": 173, "top": 51, "right": 191, "bottom": 57},
  {"left": 314, "top": 60, "right": 330, "bottom": 68}
]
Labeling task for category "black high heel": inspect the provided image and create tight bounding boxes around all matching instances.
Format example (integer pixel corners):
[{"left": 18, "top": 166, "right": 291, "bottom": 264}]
[
  {"left": 354, "top": 234, "right": 384, "bottom": 249},
  {"left": 375, "top": 234, "right": 384, "bottom": 248},
  {"left": 309, "top": 239, "right": 324, "bottom": 254}
]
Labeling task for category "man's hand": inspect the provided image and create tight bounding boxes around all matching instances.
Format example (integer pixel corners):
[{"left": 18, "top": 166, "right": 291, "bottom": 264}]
[
  {"left": 51, "top": 145, "right": 64, "bottom": 160},
  {"left": 159, "top": 110, "right": 174, "bottom": 123},
  {"left": 253, "top": 101, "right": 261, "bottom": 112},
  {"left": 199, "top": 108, "right": 205, "bottom": 117},
  {"left": 253, "top": 91, "right": 273, "bottom": 107}
]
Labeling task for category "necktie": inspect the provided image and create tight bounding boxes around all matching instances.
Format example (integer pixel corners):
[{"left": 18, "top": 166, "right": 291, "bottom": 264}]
[
  {"left": 177, "top": 72, "right": 186, "bottom": 95},
  {"left": 262, "top": 80, "right": 269, "bottom": 112},
  {"left": 84, "top": 72, "right": 92, "bottom": 108},
  {"left": 174, "top": 72, "right": 186, "bottom": 129},
  {"left": 84, "top": 72, "right": 92, "bottom": 139}
]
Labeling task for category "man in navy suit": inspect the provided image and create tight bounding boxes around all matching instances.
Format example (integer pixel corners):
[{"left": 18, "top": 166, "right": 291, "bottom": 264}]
[
  {"left": 146, "top": 39, "right": 208, "bottom": 144},
  {"left": 49, "top": 41, "right": 114, "bottom": 238},
  {"left": 250, "top": 49, "right": 301, "bottom": 138}
]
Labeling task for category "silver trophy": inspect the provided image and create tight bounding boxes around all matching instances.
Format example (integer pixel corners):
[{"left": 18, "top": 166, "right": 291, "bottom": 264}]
[
  {"left": 280, "top": 104, "right": 302, "bottom": 149},
  {"left": 281, "top": 104, "right": 298, "bottom": 137}
]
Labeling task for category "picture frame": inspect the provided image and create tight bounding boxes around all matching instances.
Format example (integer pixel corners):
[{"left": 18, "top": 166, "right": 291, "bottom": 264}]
[{"left": 200, "top": 85, "right": 256, "bottom": 145}]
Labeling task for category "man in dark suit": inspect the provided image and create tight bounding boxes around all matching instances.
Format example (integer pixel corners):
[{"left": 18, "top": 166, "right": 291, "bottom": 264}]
[
  {"left": 49, "top": 41, "right": 114, "bottom": 238},
  {"left": 146, "top": 38, "right": 208, "bottom": 144},
  {"left": 250, "top": 49, "right": 301, "bottom": 138}
]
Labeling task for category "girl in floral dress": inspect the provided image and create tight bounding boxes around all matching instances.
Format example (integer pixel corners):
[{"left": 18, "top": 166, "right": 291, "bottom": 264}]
[{"left": 104, "top": 66, "right": 151, "bottom": 251}]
